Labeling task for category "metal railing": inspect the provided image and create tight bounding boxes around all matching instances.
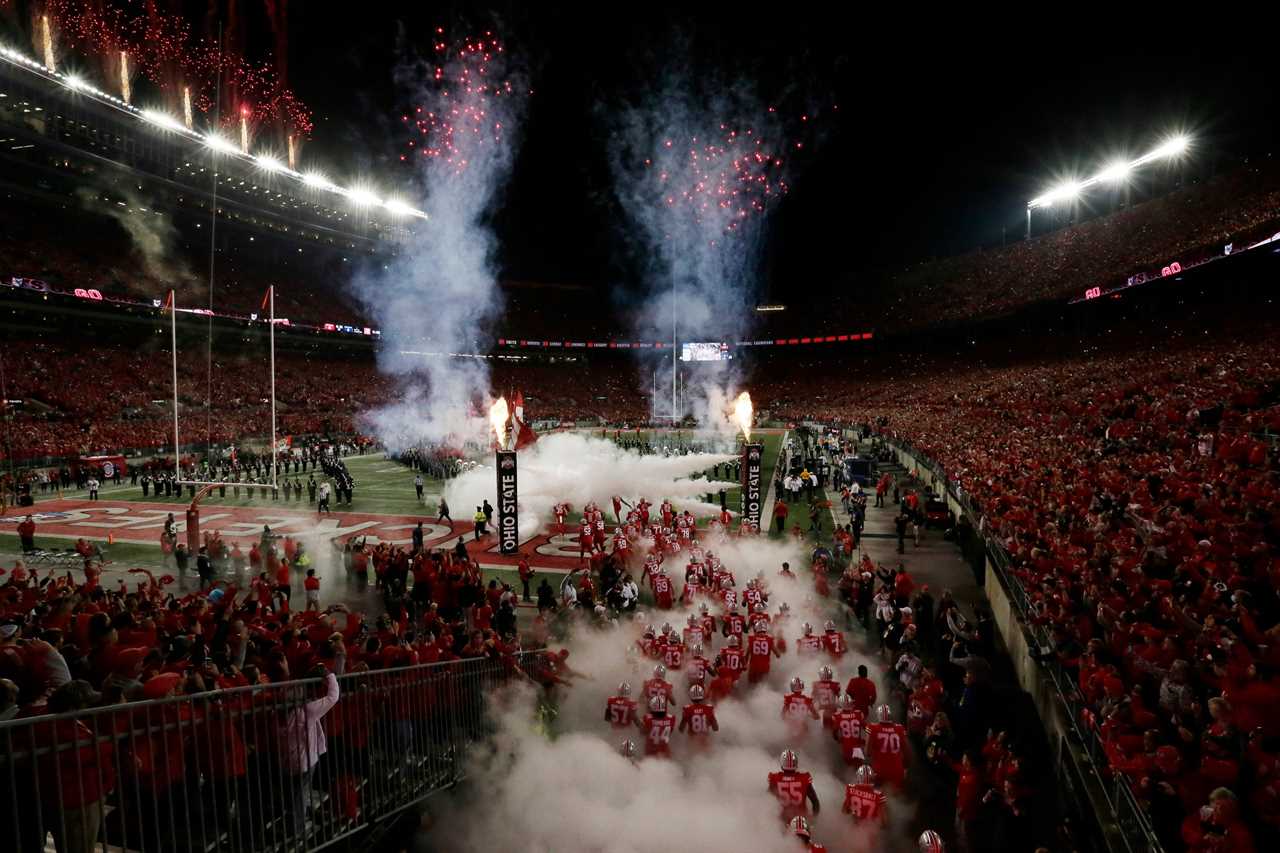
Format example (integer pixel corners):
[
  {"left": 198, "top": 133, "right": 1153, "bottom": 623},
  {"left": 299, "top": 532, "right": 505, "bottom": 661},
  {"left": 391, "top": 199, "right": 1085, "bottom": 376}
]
[
  {"left": 883, "top": 436, "right": 1164, "bottom": 853},
  {"left": 0, "top": 652, "right": 534, "bottom": 853}
]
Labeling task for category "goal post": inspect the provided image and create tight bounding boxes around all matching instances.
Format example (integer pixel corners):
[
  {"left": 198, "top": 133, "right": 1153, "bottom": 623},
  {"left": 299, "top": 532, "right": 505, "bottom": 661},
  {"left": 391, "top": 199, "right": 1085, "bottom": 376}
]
[{"left": 167, "top": 285, "right": 279, "bottom": 491}]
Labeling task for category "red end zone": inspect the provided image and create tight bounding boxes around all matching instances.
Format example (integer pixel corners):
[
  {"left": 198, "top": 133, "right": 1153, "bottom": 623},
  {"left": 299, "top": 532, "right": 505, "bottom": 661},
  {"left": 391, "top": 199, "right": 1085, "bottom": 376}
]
[{"left": 1, "top": 499, "right": 586, "bottom": 573}]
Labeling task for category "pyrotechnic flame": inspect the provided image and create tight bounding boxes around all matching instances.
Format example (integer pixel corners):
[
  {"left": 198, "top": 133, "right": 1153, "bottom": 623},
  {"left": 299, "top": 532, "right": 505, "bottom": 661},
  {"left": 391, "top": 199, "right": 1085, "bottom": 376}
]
[
  {"left": 489, "top": 397, "right": 510, "bottom": 449},
  {"left": 733, "top": 391, "right": 753, "bottom": 441}
]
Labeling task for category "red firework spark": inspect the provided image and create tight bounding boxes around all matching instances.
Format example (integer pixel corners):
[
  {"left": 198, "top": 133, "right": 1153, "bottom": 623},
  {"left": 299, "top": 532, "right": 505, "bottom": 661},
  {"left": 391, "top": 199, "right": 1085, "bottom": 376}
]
[
  {"left": 400, "top": 28, "right": 522, "bottom": 173},
  {"left": 645, "top": 120, "right": 790, "bottom": 235},
  {"left": 42, "top": 1, "right": 312, "bottom": 136}
]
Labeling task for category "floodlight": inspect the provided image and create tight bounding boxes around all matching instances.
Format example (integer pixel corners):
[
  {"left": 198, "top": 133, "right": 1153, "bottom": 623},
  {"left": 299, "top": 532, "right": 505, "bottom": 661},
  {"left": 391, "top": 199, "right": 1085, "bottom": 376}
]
[
  {"left": 255, "top": 154, "right": 284, "bottom": 173},
  {"left": 346, "top": 187, "right": 382, "bottom": 208},
  {"left": 1096, "top": 161, "right": 1131, "bottom": 183},
  {"left": 141, "top": 110, "right": 185, "bottom": 133},
  {"left": 203, "top": 134, "right": 238, "bottom": 154},
  {"left": 304, "top": 171, "right": 336, "bottom": 191}
]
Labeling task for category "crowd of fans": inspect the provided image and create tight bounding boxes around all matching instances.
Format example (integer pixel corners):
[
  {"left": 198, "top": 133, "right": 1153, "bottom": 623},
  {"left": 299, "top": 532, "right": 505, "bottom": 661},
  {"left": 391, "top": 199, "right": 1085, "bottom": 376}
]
[
  {"left": 0, "top": 338, "right": 658, "bottom": 464},
  {"left": 828, "top": 338, "right": 1279, "bottom": 851}
]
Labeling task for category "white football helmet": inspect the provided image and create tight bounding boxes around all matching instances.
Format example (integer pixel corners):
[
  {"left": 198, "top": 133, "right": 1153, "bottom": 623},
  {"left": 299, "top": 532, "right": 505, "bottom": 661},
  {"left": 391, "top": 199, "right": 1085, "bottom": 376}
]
[
  {"left": 802, "top": 622, "right": 814, "bottom": 636},
  {"left": 728, "top": 635, "right": 741, "bottom": 647},
  {"left": 818, "top": 665, "right": 834, "bottom": 682},
  {"left": 853, "top": 764, "right": 877, "bottom": 786},
  {"left": 790, "top": 676, "right": 805, "bottom": 693},
  {"left": 824, "top": 620, "right": 836, "bottom": 632},
  {"left": 877, "top": 703, "right": 893, "bottom": 723},
  {"left": 918, "top": 830, "right": 945, "bottom": 853},
  {"left": 648, "top": 694, "right": 668, "bottom": 714},
  {"left": 653, "top": 664, "right": 667, "bottom": 679},
  {"left": 620, "top": 739, "right": 637, "bottom": 758},
  {"left": 780, "top": 748, "right": 799, "bottom": 772},
  {"left": 618, "top": 682, "right": 631, "bottom": 698},
  {"left": 789, "top": 815, "right": 811, "bottom": 840},
  {"left": 689, "top": 684, "right": 705, "bottom": 702}
]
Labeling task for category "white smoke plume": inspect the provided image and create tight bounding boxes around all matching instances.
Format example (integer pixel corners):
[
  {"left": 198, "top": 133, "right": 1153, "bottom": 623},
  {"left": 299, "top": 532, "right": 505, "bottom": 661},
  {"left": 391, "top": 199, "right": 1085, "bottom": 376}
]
[
  {"left": 444, "top": 432, "right": 740, "bottom": 539},
  {"left": 349, "top": 30, "right": 526, "bottom": 452},
  {"left": 609, "top": 75, "right": 791, "bottom": 425},
  {"left": 420, "top": 535, "right": 920, "bottom": 852}
]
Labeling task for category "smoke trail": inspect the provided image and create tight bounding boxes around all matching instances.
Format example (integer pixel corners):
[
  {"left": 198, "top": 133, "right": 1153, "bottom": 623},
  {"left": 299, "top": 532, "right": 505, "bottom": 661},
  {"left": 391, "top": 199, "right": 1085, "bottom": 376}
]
[
  {"left": 445, "top": 431, "right": 739, "bottom": 539},
  {"left": 349, "top": 29, "right": 526, "bottom": 451},
  {"left": 609, "top": 75, "right": 791, "bottom": 425},
  {"left": 74, "top": 184, "right": 194, "bottom": 290},
  {"left": 420, "top": 535, "right": 918, "bottom": 852}
]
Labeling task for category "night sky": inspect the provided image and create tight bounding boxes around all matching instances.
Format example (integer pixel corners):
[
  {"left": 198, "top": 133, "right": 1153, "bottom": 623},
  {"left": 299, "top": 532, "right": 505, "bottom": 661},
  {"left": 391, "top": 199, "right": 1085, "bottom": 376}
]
[{"left": 285, "top": 5, "right": 1280, "bottom": 304}]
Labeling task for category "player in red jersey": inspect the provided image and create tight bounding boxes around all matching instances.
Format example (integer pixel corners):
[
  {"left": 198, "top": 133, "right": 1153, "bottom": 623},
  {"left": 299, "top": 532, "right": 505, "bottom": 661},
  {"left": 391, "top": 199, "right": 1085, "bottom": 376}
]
[
  {"left": 685, "top": 644, "right": 710, "bottom": 685},
  {"left": 748, "top": 602, "right": 771, "bottom": 631},
  {"left": 722, "top": 605, "right": 747, "bottom": 639},
  {"left": 697, "top": 602, "right": 717, "bottom": 637},
  {"left": 811, "top": 665, "right": 841, "bottom": 727},
  {"left": 831, "top": 694, "right": 868, "bottom": 766},
  {"left": 682, "top": 614, "right": 705, "bottom": 649},
  {"left": 782, "top": 676, "right": 820, "bottom": 730},
  {"left": 822, "top": 620, "right": 847, "bottom": 658},
  {"left": 662, "top": 632, "right": 685, "bottom": 670},
  {"left": 797, "top": 622, "right": 825, "bottom": 655},
  {"left": 842, "top": 764, "right": 889, "bottom": 824},
  {"left": 720, "top": 635, "right": 746, "bottom": 678},
  {"left": 643, "top": 664, "right": 675, "bottom": 706},
  {"left": 636, "top": 625, "right": 659, "bottom": 658},
  {"left": 866, "top": 703, "right": 908, "bottom": 787},
  {"left": 605, "top": 681, "right": 638, "bottom": 729},
  {"left": 788, "top": 816, "right": 829, "bottom": 853},
  {"left": 747, "top": 622, "right": 781, "bottom": 683},
  {"left": 651, "top": 569, "right": 675, "bottom": 609},
  {"left": 578, "top": 520, "right": 595, "bottom": 559},
  {"left": 678, "top": 684, "right": 719, "bottom": 746},
  {"left": 768, "top": 749, "right": 820, "bottom": 823},
  {"left": 706, "top": 663, "right": 737, "bottom": 702},
  {"left": 637, "top": 694, "right": 675, "bottom": 757}
]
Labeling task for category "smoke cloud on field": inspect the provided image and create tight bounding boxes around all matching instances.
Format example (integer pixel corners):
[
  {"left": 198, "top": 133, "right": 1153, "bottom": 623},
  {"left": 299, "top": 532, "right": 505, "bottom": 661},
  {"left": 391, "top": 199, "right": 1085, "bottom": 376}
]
[
  {"left": 348, "top": 34, "right": 526, "bottom": 452},
  {"left": 444, "top": 432, "right": 739, "bottom": 539},
  {"left": 420, "top": 536, "right": 918, "bottom": 852},
  {"left": 608, "top": 74, "right": 789, "bottom": 428}
]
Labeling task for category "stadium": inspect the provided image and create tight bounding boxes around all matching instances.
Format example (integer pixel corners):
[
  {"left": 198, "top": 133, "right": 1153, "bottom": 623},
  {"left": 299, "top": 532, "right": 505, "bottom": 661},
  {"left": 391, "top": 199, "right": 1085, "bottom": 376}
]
[{"left": 0, "top": 5, "right": 1277, "bottom": 853}]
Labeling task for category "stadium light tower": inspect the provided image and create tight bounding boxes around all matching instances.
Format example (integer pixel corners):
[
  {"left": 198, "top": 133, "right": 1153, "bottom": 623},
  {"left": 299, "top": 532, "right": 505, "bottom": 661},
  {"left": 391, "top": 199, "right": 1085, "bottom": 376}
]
[{"left": 1025, "top": 134, "right": 1190, "bottom": 238}]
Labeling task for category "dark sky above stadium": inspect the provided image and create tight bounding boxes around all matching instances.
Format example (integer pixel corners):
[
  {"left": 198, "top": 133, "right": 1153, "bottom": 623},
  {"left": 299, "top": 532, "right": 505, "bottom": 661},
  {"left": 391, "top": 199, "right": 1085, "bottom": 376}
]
[{"left": 288, "top": 5, "right": 1280, "bottom": 302}]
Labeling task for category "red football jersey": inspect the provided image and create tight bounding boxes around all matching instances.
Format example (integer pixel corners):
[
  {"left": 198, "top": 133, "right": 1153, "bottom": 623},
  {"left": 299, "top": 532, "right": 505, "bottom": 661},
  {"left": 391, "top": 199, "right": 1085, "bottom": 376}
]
[
  {"left": 782, "top": 692, "right": 818, "bottom": 721},
  {"left": 721, "top": 647, "right": 745, "bottom": 674},
  {"left": 641, "top": 714, "right": 674, "bottom": 756},
  {"left": 680, "top": 702, "right": 718, "bottom": 737},
  {"left": 686, "top": 654, "right": 709, "bottom": 684},
  {"left": 797, "top": 635, "right": 825, "bottom": 654},
  {"left": 724, "top": 613, "right": 746, "bottom": 636},
  {"left": 652, "top": 574, "right": 674, "bottom": 607},
  {"left": 643, "top": 677, "right": 675, "bottom": 703},
  {"left": 663, "top": 642, "right": 685, "bottom": 670},
  {"left": 606, "top": 696, "right": 638, "bottom": 728},
  {"left": 866, "top": 721, "right": 907, "bottom": 783},
  {"left": 843, "top": 783, "right": 888, "bottom": 821},
  {"left": 823, "top": 630, "right": 848, "bottom": 657},
  {"left": 747, "top": 633, "right": 776, "bottom": 669},
  {"left": 812, "top": 679, "right": 841, "bottom": 719},
  {"left": 767, "top": 770, "right": 813, "bottom": 821}
]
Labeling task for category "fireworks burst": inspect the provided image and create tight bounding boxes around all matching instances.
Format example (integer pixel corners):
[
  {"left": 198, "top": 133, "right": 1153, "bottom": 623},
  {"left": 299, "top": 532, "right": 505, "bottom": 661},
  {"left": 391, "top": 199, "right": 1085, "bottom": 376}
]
[
  {"left": 650, "top": 123, "right": 789, "bottom": 238},
  {"left": 400, "top": 28, "right": 525, "bottom": 174},
  {"left": 38, "top": 1, "right": 312, "bottom": 136}
]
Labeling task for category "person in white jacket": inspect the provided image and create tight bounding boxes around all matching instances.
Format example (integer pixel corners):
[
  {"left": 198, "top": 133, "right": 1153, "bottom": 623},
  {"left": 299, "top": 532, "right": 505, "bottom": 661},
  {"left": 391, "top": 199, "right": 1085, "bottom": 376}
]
[{"left": 280, "top": 669, "right": 340, "bottom": 838}]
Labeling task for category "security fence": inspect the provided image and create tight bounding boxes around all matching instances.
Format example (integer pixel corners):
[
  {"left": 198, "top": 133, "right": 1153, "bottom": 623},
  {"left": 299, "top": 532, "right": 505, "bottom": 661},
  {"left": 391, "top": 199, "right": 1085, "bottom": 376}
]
[{"left": 0, "top": 652, "right": 532, "bottom": 853}]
